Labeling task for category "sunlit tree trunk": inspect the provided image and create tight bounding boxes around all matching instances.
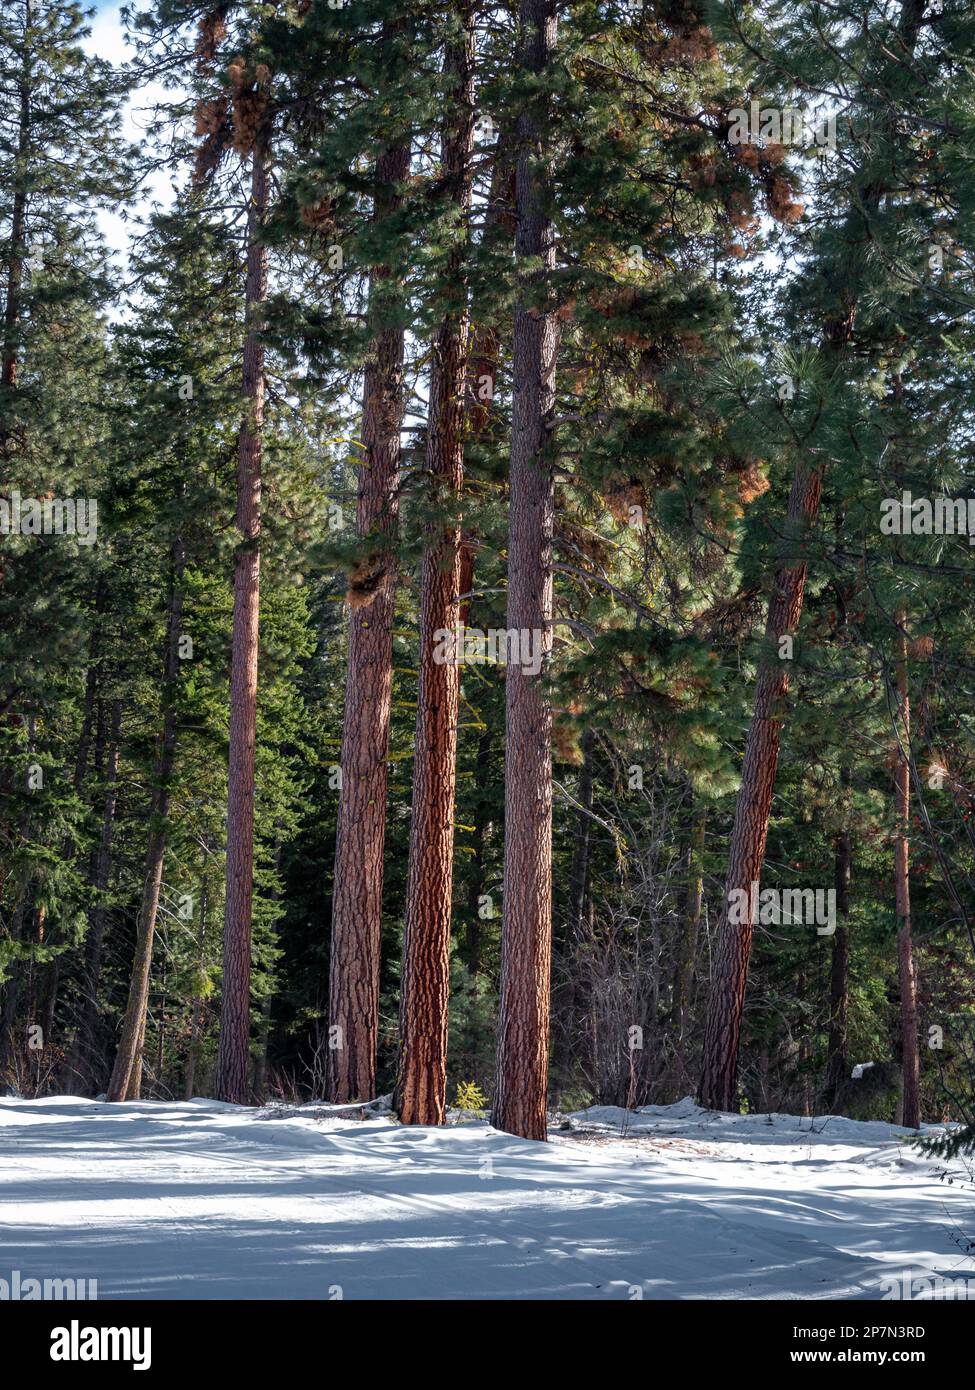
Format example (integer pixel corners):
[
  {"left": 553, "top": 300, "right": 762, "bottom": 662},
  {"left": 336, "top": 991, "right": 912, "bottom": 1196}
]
[
  {"left": 396, "top": 17, "right": 475, "bottom": 1126},
  {"left": 216, "top": 132, "right": 270, "bottom": 1105},
  {"left": 493, "top": 0, "right": 560, "bottom": 1142}
]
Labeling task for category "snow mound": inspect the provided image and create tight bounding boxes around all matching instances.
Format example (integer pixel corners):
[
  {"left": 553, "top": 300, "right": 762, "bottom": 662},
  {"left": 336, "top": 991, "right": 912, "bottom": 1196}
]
[{"left": 566, "top": 1096, "right": 951, "bottom": 1147}]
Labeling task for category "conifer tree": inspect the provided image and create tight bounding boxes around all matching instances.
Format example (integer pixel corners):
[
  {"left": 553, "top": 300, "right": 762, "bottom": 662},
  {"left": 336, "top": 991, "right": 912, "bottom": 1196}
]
[
  {"left": 699, "top": 0, "right": 935, "bottom": 1112},
  {"left": 396, "top": 8, "right": 475, "bottom": 1126}
]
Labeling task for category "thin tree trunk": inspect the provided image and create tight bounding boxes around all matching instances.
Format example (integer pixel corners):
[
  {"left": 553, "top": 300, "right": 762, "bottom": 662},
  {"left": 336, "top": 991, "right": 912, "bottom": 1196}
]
[
  {"left": 493, "top": 0, "right": 560, "bottom": 1142},
  {"left": 71, "top": 699, "right": 122, "bottom": 1093},
  {"left": 826, "top": 774, "right": 852, "bottom": 1105},
  {"left": 696, "top": 0, "right": 927, "bottom": 1117},
  {"left": 396, "top": 19, "right": 475, "bottom": 1127},
  {"left": 699, "top": 461, "right": 823, "bottom": 1112},
  {"left": 216, "top": 134, "right": 270, "bottom": 1106},
  {"left": 458, "top": 132, "right": 513, "bottom": 985},
  {"left": 894, "top": 612, "right": 921, "bottom": 1128},
  {"left": 327, "top": 136, "right": 411, "bottom": 1104},
  {"left": 106, "top": 540, "right": 185, "bottom": 1103}
]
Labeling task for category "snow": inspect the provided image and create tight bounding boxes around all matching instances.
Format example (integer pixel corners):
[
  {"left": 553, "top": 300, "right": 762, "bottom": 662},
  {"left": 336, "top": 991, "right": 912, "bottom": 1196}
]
[{"left": 0, "top": 1094, "right": 972, "bottom": 1300}]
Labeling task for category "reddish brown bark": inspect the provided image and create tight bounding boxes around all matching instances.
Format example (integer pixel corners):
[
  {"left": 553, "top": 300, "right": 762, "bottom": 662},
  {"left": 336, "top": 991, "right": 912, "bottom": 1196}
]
[
  {"left": 493, "top": 0, "right": 560, "bottom": 1143},
  {"left": 466, "top": 136, "right": 515, "bottom": 435},
  {"left": 698, "top": 462, "right": 823, "bottom": 1113},
  {"left": 894, "top": 613, "right": 921, "bottom": 1128},
  {"left": 327, "top": 139, "right": 411, "bottom": 1103},
  {"left": 395, "top": 20, "right": 475, "bottom": 1127},
  {"left": 216, "top": 136, "right": 270, "bottom": 1106},
  {"left": 697, "top": 0, "right": 928, "bottom": 1118},
  {"left": 106, "top": 541, "right": 185, "bottom": 1103}
]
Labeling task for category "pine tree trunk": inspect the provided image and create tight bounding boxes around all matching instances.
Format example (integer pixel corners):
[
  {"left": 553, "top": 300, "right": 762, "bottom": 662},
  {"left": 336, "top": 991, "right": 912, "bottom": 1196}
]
[
  {"left": 826, "top": 784, "right": 851, "bottom": 1105},
  {"left": 894, "top": 613, "right": 921, "bottom": 1128},
  {"left": 106, "top": 541, "right": 185, "bottom": 1103},
  {"left": 216, "top": 136, "right": 270, "bottom": 1106},
  {"left": 699, "top": 461, "right": 823, "bottom": 1112},
  {"left": 493, "top": 0, "right": 560, "bottom": 1142},
  {"left": 696, "top": 0, "right": 927, "bottom": 1118},
  {"left": 395, "top": 21, "right": 475, "bottom": 1127},
  {"left": 457, "top": 133, "right": 512, "bottom": 986},
  {"left": 327, "top": 139, "right": 411, "bottom": 1104},
  {"left": 72, "top": 698, "right": 122, "bottom": 1093}
]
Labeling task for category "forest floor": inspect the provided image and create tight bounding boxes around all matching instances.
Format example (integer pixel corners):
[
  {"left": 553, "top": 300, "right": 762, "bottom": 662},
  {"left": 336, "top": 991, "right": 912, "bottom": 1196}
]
[{"left": 0, "top": 1094, "right": 972, "bottom": 1299}]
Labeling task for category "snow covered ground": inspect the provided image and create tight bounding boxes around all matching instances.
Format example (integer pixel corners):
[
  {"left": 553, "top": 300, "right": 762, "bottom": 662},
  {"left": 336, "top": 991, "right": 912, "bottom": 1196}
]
[{"left": 0, "top": 1094, "right": 972, "bottom": 1300}]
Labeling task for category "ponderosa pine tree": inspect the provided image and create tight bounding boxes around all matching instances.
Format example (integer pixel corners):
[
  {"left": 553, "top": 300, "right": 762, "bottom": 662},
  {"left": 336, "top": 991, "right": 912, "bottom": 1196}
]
[
  {"left": 99, "top": 173, "right": 259, "bottom": 1100},
  {"left": 321, "top": 13, "right": 421, "bottom": 1104},
  {"left": 395, "top": 8, "right": 475, "bottom": 1126},
  {"left": 492, "top": 0, "right": 561, "bottom": 1142},
  {"left": 215, "top": 52, "right": 275, "bottom": 1107},
  {"left": 699, "top": 0, "right": 933, "bottom": 1112}
]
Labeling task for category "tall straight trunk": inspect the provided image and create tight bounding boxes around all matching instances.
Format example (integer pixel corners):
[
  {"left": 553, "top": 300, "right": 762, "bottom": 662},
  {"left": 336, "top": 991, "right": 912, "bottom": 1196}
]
[
  {"left": 894, "top": 613, "right": 921, "bottom": 1127},
  {"left": 216, "top": 136, "right": 270, "bottom": 1105},
  {"left": 826, "top": 777, "right": 852, "bottom": 1104},
  {"left": 327, "top": 139, "right": 411, "bottom": 1104},
  {"left": 493, "top": 0, "right": 560, "bottom": 1142},
  {"left": 71, "top": 699, "right": 122, "bottom": 1092},
  {"left": 696, "top": 0, "right": 927, "bottom": 1117},
  {"left": 699, "top": 461, "right": 823, "bottom": 1112},
  {"left": 396, "top": 20, "right": 475, "bottom": 1127},
  {"left": 106, "top": 540, "right": 185, "bottom": 1103},
  {"left": 458, "top": 133, "right": 513, "bottom": 985}
]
